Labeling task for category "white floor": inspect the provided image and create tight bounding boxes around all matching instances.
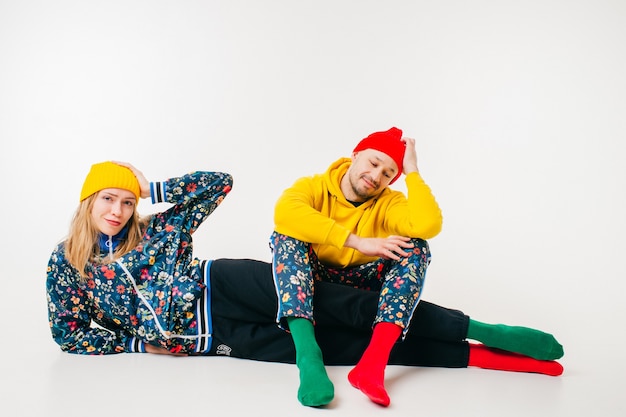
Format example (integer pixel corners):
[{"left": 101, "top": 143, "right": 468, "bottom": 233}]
[
  {"left": 5, "top": 270, "right": 625, "bottom": 417},
  {"left": 4, "top": 324, "right": 624, "bottom": 416}
]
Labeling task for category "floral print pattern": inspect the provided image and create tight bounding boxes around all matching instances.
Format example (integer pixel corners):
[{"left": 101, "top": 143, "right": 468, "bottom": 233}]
[
  {"left": 47, "top": 171, "right": 232, "bottom": 354},
  {"left": 270, "top": 232, "right": 431, "bottom": 337}
]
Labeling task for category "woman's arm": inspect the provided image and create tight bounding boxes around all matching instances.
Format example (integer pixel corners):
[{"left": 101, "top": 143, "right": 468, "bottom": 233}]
[
  {"left": 149, "top": 171, "right": 233, "bottom": 235},
  {"left": 113, "top": 162, "right": 233, "bottom": 236},
  {"left": 46, "top": 246, "right": 145, "bottom": 354}
]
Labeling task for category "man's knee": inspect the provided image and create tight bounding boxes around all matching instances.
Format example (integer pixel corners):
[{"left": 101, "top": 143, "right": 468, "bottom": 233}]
[
  {"left": 270, "top": 231, "right": 310, "bottom": 251},
  {"left": 409, "top": 238, "right": 429, "bottom": 252},
  {"left": 407, "top": 238, "right": 431, "bottom": 265}
]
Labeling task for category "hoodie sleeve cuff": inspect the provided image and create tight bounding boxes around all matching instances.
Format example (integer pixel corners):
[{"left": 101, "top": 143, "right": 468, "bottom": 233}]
[{"left": 328, "top": 224, "right": 352, "bottom": 249}]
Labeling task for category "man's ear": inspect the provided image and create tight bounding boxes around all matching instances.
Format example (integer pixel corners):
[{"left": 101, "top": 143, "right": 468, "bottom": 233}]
[{"left": 351, "top": 151, "right": 359, "bottom": 162}]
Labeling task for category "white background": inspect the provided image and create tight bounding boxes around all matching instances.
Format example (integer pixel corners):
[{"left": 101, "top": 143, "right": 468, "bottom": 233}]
[{"left": 1, "top": 1, "right": 624, "bottom": 416}]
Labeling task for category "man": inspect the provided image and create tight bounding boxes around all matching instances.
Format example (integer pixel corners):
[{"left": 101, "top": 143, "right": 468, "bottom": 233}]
[
  {"left": 270, "top": 126, "right": 442, "bottom": 407},
  {"left": 270, "top": 127, "right": 562, "bottom": 407}
]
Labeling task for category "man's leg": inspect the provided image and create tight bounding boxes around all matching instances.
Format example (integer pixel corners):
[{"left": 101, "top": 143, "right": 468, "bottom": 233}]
[
  {"left": 269, "top": 232, "right": 334, "bottom": 407},
  {"left": 347, "top": 238, "right": 431, "bottom": 407}
]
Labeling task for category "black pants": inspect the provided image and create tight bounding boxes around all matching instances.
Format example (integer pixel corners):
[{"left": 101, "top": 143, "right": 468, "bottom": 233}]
[{"left": 208, "top": 258, "right": 470, "bottom": 368}]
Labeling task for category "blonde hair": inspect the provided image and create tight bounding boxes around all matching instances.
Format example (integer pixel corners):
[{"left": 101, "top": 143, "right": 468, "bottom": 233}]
[{"left": 65, "top": 193, "right": 149, "bottom": 279}]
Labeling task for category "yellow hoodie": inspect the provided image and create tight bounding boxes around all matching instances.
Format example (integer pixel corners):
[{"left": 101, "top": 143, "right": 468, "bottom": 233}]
[{"left": 274, "top": 157, "right": 443, "bottom": 268}]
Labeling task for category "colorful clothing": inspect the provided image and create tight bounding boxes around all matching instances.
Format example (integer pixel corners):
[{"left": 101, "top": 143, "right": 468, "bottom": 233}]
[
  {"left": 271, "top": 232, "right": 431, "bottom": 336},
  {"left": 271, "top": 158, "right": 442, "bottom": 335},
  {"left": 273, "top": 157, "right": 442, "bottom": 268},
  {"left": 207, "top": 258, "right": 470, "bottom": 368},
  {"left": 46, "top": 171, "right": 233, "bottom": 355}
]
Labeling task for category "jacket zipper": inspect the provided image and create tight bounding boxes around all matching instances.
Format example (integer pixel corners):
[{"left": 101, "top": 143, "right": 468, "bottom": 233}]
[{"left": 116, "top": 259, "right": 211, "bottom": 340}]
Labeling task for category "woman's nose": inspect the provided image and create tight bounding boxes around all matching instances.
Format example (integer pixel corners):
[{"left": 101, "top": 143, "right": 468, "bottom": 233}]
[{"left": 110, "top": 202, "right": 122, "bottom": 215}]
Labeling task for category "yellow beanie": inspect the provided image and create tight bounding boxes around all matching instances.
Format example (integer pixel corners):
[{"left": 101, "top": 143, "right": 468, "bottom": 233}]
[{"left": 79, "top": 161, "right": 141, "bottom": 202}]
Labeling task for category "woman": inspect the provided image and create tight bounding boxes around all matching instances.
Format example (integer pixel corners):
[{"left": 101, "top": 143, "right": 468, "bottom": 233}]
[{"left": 46, "top": 162, "right": 564, "bottom": 405}]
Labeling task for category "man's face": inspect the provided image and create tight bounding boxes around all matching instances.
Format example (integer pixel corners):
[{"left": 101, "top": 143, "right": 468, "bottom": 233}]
[{"left": 345, "top": 148, "right": 399, "bottom": 202}]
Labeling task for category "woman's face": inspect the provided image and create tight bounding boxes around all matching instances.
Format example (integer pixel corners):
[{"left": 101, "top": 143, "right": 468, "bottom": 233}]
[{"left": 91, "top": 188, "right": 137, "bottom": 236}]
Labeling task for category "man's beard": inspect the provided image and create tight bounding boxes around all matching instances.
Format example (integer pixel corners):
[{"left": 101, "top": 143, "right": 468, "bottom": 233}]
[{"left": 350, "top": 172, "right": 379, "bottom": 201}]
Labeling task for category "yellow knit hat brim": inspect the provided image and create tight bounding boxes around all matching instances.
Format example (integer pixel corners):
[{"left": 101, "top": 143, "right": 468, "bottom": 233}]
[{"left": 79, "top": 161, "right": 141, "bottom": 202}]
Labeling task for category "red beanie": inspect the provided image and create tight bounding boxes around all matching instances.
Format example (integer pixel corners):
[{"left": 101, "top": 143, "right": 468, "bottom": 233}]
[{"left": 353, "top": 127, "right": 405, "bottom": 184}]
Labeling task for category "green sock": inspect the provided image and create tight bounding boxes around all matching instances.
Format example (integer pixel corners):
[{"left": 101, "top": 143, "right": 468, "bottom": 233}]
[
  {"left": 467, "top": 319, "right": 564, "bottom": 360},
  {"left": 286, "top": 317, "right": 334, "bottom": 407}
]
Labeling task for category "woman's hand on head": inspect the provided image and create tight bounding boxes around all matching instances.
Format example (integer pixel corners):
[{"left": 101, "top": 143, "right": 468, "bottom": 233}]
[{"left": 111, "top": 161, "right": 151, "bottom": 199}]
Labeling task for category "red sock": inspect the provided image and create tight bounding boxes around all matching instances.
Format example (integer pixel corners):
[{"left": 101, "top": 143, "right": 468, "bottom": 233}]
[
  {"left": 348, "top": 322, "right": 402, "bottom": 407},
  {"left": 468, "top": 343, "right": 563, "bottom": 376}
]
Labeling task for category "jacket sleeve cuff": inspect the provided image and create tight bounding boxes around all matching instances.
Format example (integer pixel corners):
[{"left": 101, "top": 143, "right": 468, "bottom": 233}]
[
  {"left": 150, "top": 181, "right": 167, "bottom": 204},
  {"left": 127, "top": 337, "right": 147, "bottom": 353}
]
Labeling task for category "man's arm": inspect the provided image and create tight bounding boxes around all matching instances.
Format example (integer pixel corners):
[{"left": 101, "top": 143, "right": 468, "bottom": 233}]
[
  {"left": 385, "top": 137, "right": 443, "bottom": 238},
  {"left": 344, "top": 234, "right": 414, "bottom": 260},
  {"left": 274, "top": 175, "right": 351, "bottom": 248}
]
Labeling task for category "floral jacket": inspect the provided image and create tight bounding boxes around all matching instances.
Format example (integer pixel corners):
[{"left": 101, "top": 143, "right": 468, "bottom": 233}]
[{"left": 46, "top": 171, "right": 233, "bottom": 355}]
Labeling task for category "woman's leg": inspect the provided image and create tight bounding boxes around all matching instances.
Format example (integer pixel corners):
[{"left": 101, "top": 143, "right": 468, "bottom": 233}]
[
  {"left": 466, "top": 320, "right": 563, "bottom": 360},
  {"left": 209, "top": 258, "right": 278, "bottom": 323},
  {"left": 314, "top": 272, "right": 563, "bottom": 362},
  {"left": 210, "top": 257, "right": 470, "bottom": 341},
  {"left": 316, "top": 325, "right": 470, "bottom": 368},
  {"left": 210, "top": 258, "right": 563, "bottom": 371},
  {"left": 209, "top": 315, "right": 470, "bottom": 369},
  {"left": 314, "top": 280, "right": 470, "bottom": 342},
  {"left": 468, "top": 343, "right": 563, "bottom": 376},
  {"left": 209, "top": 257, "right": 469, "bottom": 367}
]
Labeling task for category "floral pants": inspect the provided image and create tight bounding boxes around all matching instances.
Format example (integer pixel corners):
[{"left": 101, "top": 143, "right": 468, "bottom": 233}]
[{"left": 269, "top": 231, "right": 431, "bottom": 338}]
